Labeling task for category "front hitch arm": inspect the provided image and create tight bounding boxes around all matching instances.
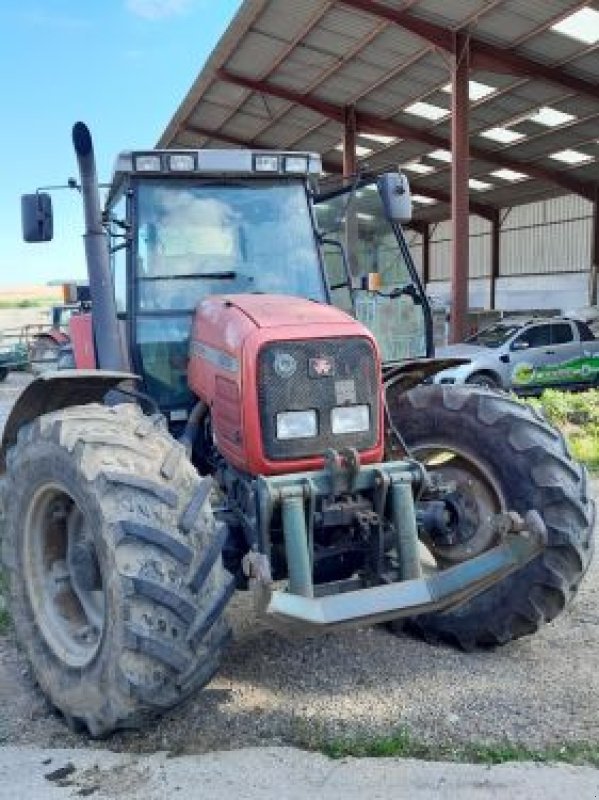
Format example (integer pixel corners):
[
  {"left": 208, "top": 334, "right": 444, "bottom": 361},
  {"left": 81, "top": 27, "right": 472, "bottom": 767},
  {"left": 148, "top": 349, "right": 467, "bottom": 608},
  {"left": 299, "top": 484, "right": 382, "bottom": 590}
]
[{"left": 253, "top": 459, "right": 547, "bottom": 634}]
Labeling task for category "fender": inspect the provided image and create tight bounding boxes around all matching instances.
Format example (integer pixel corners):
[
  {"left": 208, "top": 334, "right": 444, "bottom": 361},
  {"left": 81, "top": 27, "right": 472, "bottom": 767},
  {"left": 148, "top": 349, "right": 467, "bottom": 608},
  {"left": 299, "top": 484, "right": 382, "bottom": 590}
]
[
  {"left": 383, "top": 357, "right": 470, "bottom": 395},
  {"left": 0, "top": 370, "right": 137, "bottom": 472}
]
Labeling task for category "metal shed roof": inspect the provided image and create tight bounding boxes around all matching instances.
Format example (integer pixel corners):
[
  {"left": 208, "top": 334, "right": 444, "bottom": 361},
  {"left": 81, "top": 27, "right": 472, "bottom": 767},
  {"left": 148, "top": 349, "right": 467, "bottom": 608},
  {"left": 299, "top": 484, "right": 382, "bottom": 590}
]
[{"left": 159, "top": 0, "right": 599, "bottom": 222}]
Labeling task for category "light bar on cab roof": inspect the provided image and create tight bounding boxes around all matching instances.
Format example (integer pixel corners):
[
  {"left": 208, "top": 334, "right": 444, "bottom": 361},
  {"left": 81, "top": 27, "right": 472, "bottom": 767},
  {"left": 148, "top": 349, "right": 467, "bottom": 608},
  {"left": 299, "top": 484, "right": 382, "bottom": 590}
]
[
  {"left": 284, "top": 155, "right": 309, "bottom": 173},
  {"left": 168, "top": 153, "right": 196, "bottom": 171},
  {"left": 133, "top": 153, "right": 162, "bottom": 172},
  {"left": 253, "top": 154, "right": 279, "bottom": 173},
  {"left": 119, "top": 150, "right": 321, "bottom": 181}
]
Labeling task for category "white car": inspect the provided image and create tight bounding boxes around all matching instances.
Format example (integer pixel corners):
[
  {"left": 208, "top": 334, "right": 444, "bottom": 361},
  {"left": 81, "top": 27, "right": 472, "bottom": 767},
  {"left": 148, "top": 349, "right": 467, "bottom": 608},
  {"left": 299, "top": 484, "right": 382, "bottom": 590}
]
[{"left": 433, "top": 317, "right": 599, "bottom": 392}]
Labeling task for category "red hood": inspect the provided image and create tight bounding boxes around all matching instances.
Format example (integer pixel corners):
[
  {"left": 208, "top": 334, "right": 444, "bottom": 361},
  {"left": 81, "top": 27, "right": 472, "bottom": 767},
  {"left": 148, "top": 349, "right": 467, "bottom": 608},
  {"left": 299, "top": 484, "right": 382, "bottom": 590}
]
[{"left": 219, "top": 294, "right": 356, "bottom": 329}]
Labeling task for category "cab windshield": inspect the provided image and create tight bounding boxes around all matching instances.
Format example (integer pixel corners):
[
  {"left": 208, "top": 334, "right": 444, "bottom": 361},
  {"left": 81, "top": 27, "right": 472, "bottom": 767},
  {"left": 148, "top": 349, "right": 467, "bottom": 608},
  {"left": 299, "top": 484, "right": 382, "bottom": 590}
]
[
  {"left": 134, "top": 180, "right": 326, "bottom": 409},
  {"left": 136, "top": 180, "right": 325, "bottom": 310}
]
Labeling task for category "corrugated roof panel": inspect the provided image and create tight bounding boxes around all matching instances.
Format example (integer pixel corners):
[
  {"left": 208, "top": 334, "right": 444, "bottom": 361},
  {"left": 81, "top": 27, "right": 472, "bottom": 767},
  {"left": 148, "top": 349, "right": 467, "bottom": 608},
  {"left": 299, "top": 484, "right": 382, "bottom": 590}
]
[
  {"left": 473, "top": 0, "right": 582, "bottom": 43},
  {"left": 226, "top": 30, "right": 289, "bottom": 76},
  {"left": 203, "top": 81, "right": 248, "bottom": 108},
  {"left": 358, "top": 30, "right": 425, "bottom": 68},
  {"left": 238, "top": 92, "right": 290, "bottom": 119},
  {"left": 275, "top": 104, "right": 325, "bottom": 128},
  {"left": 318, "top": 5, "right": 383, "bottom": 40},
  {"left": 409, "top": 0, "right": 491, "bottom": 27},
  {"left": 569, "top": 51, "right": 599, "bottom": 77},
  {"left": 160, "top": 0, "right": 599, "bottom": 218},
  {"left": 279, "top": 47, "right": 338, "bottom": 74},
  {"left": 254, "top": 0, "right": 329, "bottom": 40},
  {"left": 274, "top": 62, "right": 328, "bottom": 87},
  {"left": 330, "top": 58, "right": 389, "bottom": 85},
  {"left": 318, "top": 74, "right": 384, "bottom": 103},
  {"left": 187, "top": 101, "right": 241, "bottom": 130},
  {"left": 519, "top": 32, "right": 595, "bottom": 65},
  {"left": 302, "top": 26, "right": 363, "bottom": 58},
  {"left": 222, "top": 114, "right": 279, "bottom": 140}
]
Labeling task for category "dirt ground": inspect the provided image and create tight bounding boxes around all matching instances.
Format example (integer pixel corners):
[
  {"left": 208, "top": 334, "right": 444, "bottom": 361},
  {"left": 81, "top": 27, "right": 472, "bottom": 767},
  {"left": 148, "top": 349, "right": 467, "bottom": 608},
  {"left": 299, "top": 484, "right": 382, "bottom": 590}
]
[{"left": 0, "top": 372, "right": 597, "bottom": 755}]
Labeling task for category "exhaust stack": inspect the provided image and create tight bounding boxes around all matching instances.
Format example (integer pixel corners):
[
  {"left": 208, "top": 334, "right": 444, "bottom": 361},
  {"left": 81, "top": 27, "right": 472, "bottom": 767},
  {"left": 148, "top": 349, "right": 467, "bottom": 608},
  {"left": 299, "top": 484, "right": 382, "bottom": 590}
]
[{"left": 72, "top": 121, "right": 126, "bottom": 372}]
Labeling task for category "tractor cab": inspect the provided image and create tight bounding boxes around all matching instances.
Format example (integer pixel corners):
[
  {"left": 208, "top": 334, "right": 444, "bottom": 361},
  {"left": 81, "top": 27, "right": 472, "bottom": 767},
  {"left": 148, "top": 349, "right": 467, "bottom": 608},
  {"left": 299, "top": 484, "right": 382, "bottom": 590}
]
[{"left": 102, "top": 149, "right": 430, "bottom": 415}]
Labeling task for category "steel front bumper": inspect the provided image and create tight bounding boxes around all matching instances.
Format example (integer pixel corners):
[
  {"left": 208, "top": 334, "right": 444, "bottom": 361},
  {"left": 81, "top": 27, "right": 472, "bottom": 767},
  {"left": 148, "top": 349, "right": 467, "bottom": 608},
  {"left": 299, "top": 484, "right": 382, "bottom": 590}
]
[{"left": 261, "top": 520, "right": 546, "bottom": 633}]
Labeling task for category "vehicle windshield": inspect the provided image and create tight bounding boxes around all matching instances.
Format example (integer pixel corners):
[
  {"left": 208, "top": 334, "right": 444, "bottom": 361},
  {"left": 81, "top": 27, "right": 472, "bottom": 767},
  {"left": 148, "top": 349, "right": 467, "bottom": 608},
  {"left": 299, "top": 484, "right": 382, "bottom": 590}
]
[
  {"left": 315, "top": 181, "right": 427, "bottom": 362},
  {"left": 134, "top": 180, "right": 325, "bottom": 409},
  {"left": 466, "top": 323, "right": 522, "bottom": 348},
  {"left": 136, "top": 180, "right": 325, "bottom": 310}
]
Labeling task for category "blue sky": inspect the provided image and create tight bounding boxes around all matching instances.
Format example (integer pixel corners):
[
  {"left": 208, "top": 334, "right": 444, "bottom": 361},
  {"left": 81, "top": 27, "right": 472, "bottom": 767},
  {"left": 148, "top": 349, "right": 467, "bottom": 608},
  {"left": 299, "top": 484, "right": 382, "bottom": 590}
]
[{"left": 0, "top": 0, "right": 239, "bottom": 287}]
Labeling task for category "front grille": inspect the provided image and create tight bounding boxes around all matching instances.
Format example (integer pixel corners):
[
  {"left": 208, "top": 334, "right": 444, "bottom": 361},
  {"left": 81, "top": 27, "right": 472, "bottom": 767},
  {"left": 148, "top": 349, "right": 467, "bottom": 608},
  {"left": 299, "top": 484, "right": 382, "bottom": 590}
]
[{"left": 258, "top": 337, "right": 379, "bottom": 461}]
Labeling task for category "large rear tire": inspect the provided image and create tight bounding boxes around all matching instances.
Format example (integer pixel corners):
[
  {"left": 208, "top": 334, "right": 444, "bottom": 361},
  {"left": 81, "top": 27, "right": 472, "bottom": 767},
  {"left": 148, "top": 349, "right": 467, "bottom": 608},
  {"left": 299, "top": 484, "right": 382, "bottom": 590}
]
[
  {"left": 1, "top": 403, "right": 233, "bottom": 735},
  {"left": 388, "top": 384, "right": 595, "bottom": 649}
]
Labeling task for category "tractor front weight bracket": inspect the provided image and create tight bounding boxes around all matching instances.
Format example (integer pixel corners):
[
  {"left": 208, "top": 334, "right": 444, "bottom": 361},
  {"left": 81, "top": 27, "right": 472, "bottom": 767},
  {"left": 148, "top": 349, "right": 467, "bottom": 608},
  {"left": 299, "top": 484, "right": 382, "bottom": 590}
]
[{"left": 253, "top": 452, "right": 547, "bottom": 634}]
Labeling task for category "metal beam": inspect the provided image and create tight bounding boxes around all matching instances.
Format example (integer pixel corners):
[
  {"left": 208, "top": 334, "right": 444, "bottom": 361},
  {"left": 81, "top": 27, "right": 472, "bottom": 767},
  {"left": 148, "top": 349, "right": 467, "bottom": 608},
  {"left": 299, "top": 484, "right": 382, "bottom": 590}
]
[
  {"left": 450, "top": 33, "right": 470, "bottom": 344},
  {"left": 338, "top": 0, "right": 599, "bottom": 102},
  {"left": 422, "top": 223, "right": 430, "bottom": 286},
  {"left": 490, "top": 210, "right": 500, "bottom": 311},
  {"left": 216, "top": 69, "right": 597, "bottom": 200},
  {"left": 590, "top": 189, "right": 599, "bottom": 306},
  {"left": 343, "top": 105, "right": 358, "bottom": 178}
]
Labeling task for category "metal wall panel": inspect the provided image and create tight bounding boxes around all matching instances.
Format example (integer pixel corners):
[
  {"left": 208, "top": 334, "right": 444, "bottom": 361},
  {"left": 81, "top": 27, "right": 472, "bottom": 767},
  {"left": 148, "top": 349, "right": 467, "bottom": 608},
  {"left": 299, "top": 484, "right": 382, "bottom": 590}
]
[
  {"left": 501, "top": 217, "right": 592, "bottom": 275},
  {"left": 427, "top": 195, "right": 593, "bottom": 283}
]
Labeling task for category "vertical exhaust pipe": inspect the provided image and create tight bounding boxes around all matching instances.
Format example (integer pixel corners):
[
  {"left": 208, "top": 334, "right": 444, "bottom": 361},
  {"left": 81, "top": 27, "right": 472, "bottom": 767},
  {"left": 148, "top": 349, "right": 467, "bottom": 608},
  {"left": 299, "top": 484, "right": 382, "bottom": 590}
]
[{"left": 72, "top": 121, "right": 126, "bottom": 372}]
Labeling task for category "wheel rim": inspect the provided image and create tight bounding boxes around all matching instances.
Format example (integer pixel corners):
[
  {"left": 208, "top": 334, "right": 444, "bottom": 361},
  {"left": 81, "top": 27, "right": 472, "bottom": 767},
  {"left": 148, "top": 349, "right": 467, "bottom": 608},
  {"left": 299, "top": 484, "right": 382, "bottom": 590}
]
[
  {"left": 411, "top": 442, "right": 507, "bottom": 565},
  {"left": 23, "top": 484, "right": 105, "bottom": 668},
  {"left": 468, "top": 375, "right": 496, "bottom": 389}
]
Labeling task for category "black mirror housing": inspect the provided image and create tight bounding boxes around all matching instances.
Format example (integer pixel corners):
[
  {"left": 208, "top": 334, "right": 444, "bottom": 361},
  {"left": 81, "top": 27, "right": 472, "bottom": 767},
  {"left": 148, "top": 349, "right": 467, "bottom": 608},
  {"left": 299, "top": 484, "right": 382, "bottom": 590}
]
[{"left": 21, "top": 193, "right": 53, "bottom": 242}]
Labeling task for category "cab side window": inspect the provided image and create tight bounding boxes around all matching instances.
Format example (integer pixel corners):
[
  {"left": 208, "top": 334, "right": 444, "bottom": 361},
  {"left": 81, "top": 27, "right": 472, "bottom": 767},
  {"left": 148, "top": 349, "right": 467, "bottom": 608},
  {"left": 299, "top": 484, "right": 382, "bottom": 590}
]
[{"left": 512, "top": 324, "right": 551, "bottom": 350}]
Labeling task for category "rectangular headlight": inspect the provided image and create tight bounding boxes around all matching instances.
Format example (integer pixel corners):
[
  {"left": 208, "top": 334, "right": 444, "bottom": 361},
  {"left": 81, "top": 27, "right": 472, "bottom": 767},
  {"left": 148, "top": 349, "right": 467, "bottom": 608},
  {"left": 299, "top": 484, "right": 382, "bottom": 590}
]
[
  {"left": 331, "top": 405, "right": 370, "bottom": 435},
  {"left": 254, "top": 154, "right": 279, "bottom": 172},
  {"left": 284, "top": 155, "right": 308, "bottom": 173},
  {"left": 134, "top": 154, "right": 162, "bottom": 172},
  {"left": 168, "top": 153, "right": 196, "bottom": 171},
  {"left": 276, "top": 410, "right": 317, "bottom": 440}
]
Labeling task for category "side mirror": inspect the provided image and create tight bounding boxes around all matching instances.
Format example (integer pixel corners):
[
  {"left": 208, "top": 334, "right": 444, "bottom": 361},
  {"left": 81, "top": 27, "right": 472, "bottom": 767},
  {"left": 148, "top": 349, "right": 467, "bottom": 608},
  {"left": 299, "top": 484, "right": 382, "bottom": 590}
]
[
  {"left": 377, "top": 172, "right": 412, "bottom": 224},
  {"left": 21, "top": 192, "right": 53, "bottom": 242}
]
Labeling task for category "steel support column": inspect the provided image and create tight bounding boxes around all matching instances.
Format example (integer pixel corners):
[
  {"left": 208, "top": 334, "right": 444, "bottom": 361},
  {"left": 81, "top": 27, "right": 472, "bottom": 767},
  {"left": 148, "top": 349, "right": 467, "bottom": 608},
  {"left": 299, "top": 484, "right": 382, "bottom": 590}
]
[
  {"left": 422, "top": 223, "right": 430, "bottom": 287},
  {"left": 343, "top": 105, "right": 358, "bottom": 179},
  {"left": 590, "top": 189, "right": 599, "bottom": 306},
  {"left": 450, "top": 34, "right": 470, "bottom": 343},
  {"left": 490, "top": 211, "right": 500, "bottom": 310}
]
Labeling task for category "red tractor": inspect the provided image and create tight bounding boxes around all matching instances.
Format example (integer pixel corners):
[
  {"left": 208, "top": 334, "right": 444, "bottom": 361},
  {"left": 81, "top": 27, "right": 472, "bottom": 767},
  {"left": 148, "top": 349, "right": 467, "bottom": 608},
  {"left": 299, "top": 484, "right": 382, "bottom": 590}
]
[{"left": 4, "top": 122, "right": 592, "bottom": 736}]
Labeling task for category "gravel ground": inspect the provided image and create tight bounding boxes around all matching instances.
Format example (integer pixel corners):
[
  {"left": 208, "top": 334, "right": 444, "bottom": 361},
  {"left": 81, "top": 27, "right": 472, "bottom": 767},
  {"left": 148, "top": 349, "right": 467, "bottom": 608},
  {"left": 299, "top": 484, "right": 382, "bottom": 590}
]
[{"left": 0, "top": 371, "right": 597, "bottom": 754}]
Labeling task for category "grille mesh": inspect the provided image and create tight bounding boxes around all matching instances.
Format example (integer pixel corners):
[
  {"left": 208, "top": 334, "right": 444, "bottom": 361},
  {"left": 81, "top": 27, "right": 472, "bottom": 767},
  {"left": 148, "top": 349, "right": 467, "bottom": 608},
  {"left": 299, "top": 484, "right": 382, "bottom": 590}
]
[{"left": 258, "top": 337, "right": 378, "bottom": 461}]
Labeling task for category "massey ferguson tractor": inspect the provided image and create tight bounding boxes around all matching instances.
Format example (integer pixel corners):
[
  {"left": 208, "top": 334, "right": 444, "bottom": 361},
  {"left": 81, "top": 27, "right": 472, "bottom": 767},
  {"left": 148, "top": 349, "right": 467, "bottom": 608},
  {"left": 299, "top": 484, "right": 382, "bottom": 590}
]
[{"left": 4, "top": 122, "right": 593, "bottom": 736}]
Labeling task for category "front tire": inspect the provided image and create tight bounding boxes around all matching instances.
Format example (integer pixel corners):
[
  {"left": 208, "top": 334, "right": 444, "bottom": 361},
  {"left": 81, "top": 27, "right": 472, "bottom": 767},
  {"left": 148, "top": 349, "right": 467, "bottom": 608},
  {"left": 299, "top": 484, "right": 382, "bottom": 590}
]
[
  {"left": 2, "top": 403, "right": 233, "bottom": 735},
  {"left": 388, "top": 384, "right": 594, "bottom": 649},
  {"left": 465, "top": 372, "right": 499, "bottom": 389}
]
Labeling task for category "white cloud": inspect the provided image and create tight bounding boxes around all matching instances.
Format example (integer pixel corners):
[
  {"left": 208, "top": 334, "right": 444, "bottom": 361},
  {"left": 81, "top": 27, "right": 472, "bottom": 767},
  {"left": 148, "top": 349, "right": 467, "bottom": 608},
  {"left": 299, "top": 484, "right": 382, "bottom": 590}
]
[{"left": 126, "top": 0, "right": 193, "bottom": 20}]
